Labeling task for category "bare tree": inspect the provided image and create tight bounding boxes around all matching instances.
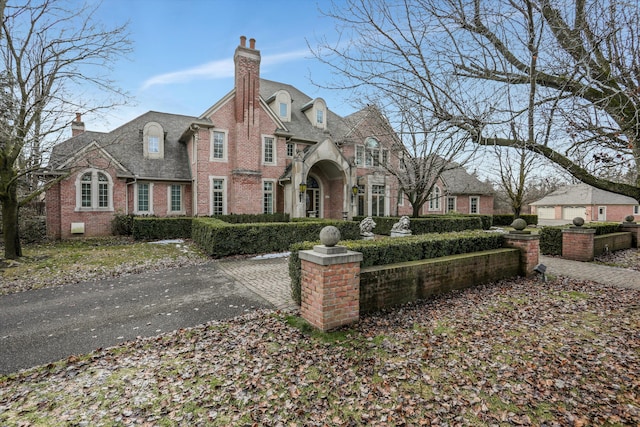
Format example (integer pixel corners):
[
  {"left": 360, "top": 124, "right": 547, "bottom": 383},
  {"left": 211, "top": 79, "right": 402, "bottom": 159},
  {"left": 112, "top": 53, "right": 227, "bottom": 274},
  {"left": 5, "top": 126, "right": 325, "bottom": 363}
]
[
  {"left": 0, "top": 0, "right": 131, "bottom": 259},
  {"left": 315, "top": 0, "right": 640, "bottom": 203}
]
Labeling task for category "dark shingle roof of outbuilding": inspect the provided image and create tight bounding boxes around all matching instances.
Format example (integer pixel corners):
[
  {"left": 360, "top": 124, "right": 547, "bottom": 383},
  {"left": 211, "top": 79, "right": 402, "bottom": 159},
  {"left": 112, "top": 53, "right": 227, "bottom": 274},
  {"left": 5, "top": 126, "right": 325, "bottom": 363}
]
[
  {"left": 441, "top": 166, "right": 494, "bottom": 195},
  {"left": 49, "top": 111, "right": 211, "bottom": 181}
]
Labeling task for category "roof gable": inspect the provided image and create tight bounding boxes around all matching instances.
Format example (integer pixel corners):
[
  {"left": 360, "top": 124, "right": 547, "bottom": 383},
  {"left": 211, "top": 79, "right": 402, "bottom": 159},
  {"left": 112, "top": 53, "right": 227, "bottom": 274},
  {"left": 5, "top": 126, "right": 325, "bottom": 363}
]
[{"left": 531, "top": 183, "right": 638, "bottom": 205}]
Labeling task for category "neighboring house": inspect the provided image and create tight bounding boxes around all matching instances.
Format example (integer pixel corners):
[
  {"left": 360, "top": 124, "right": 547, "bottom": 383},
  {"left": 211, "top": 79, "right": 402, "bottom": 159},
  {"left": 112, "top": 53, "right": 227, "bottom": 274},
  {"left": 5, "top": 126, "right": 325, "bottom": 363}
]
[
  {"left": 531, "top": 183, "right": 640, "bottom": 224},
  {"left": 45, "top": 36, "right": 492, "bottom": 238}
]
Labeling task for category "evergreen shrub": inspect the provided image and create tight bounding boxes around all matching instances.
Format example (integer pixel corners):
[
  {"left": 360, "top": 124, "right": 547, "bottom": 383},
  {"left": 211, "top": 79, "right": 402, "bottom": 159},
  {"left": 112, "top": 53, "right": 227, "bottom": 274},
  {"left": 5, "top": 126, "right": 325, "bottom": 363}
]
[{"left": 132, "top": 217, "right": 193, "bottom": 240}]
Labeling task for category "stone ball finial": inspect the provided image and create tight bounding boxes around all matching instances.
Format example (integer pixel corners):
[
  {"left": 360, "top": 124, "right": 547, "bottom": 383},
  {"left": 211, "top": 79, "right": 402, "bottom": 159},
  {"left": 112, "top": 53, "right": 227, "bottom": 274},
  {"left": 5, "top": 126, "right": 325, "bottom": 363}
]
[
  {"left": 624, "top": 214, "right": 635, "bottom": 223},
  {"left": 511, "top": 218, "right": 527, "bottom": 231},
  {"left": 319, "top": 226, "right": 341, "bottom": 247},
  {"left": 573, "top": 217, "right": 585, "bottom": 227}
]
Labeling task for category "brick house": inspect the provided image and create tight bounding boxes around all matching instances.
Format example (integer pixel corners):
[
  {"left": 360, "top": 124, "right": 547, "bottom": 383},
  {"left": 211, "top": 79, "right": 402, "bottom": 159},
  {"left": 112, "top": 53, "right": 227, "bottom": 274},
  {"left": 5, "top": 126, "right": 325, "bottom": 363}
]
[
  {"left": 531, "top": 183, "right": 640, "bottom": 225},
  {"left": 45, "top": 36, "right": 493, "bottom": 238}
]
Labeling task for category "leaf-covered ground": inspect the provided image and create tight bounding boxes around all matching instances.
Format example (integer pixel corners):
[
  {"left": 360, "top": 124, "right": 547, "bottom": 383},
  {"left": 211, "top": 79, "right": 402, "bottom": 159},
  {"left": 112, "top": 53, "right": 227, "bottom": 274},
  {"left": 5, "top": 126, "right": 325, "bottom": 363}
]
[
  {"left": 1, "top": 276, "right": 638, "bottom": 426},
  {"left": 0, "top": 238, "right": 208, "bottom": 295}
]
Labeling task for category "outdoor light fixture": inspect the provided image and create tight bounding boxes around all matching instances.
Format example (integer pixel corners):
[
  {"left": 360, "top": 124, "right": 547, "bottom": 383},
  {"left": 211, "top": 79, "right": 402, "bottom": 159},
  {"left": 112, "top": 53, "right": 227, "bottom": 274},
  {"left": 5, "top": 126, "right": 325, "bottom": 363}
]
[
  {"left": 533, "top": 263, "right": 547, "bottom": 282},
  {"left": 299, "top": 182, "right": 307, "bottom": 202},
  {"left": 351, "top": 185, "right": 359, "bottom": 203}
]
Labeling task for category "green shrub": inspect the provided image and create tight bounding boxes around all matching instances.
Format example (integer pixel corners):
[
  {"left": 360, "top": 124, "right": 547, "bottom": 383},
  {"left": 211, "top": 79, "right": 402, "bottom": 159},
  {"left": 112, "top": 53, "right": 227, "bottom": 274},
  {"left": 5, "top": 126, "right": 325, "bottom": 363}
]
[
  {"left": 520, "top": 214, "right": 538, "bottom": 226},
  {"left": 288, "top": 231, "right": 505, "bottom": 305},
  {"left": 132, "top": 217, "right": 193, "bottom": 240},
  {"left": 584, "top": 222, "right": 620, "bottom": 235},
  {"left": 111, "top": 213, "right": 135, "bottom": 236},
  {"left": 352, "top": 215, "right": 487, "bottom": 234},
  {"left": 492, "top": 214, "right": 538, "bottom": 227},
  {"left": 540, "top": 226, "right": 564, "bottom": 255},
  {"left": 212, "top": 213, "right": 289, "bottom": 224},
  {"left": 19, "top": 215, "right": 47, "bottom": 243},
  {"left": 192, "top": 219, "right": 360, "bottom": 258}
]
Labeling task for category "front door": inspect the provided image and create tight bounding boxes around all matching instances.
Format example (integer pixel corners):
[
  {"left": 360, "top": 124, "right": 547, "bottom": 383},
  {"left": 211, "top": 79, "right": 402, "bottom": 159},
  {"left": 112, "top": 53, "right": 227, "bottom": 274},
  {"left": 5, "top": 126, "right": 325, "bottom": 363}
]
[
  {"left": 305, "top": 176, "right": 321, "bottom": 217},
  {"left": 598, "top": 206, "right": 606, "bottom": 221}
]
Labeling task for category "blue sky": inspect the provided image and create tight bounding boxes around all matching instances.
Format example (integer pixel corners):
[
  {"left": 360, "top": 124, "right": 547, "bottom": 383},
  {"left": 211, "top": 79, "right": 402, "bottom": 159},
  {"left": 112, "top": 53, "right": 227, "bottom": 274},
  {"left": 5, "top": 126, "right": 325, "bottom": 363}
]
[{"left": 88, "top": 0, "right": 350, "bottom": 132}]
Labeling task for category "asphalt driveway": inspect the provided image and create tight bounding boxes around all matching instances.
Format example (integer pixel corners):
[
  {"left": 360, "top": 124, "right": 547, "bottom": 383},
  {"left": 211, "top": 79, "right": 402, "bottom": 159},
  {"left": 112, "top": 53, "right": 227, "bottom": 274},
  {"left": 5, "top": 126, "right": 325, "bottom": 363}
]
[{"left": 0, "top": 261, "right": 271, "bottom": 375}]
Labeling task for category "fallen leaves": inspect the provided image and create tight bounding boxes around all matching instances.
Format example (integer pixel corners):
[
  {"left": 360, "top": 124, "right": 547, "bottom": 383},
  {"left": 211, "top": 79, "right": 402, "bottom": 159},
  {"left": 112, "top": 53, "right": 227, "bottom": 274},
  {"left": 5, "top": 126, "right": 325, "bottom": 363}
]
[{"left": 1, "top": 276, "right": 639, "bottom": 425}]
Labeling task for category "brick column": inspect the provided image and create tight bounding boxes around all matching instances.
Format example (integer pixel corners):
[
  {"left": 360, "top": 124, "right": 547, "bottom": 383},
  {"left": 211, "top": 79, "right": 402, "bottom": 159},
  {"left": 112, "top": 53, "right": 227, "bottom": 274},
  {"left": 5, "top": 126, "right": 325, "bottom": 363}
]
[
  {"left": 562, "top": 227, "right": 596, "bottom": 261},
  {"left": 503, "top": 232, "right": 540, "bottom": 277},
  {"left": 620, "top": 223, "right": 640, "bottom": 248},
  {"left": 299, "top": 245, "right": 363, "bottom": 332}
]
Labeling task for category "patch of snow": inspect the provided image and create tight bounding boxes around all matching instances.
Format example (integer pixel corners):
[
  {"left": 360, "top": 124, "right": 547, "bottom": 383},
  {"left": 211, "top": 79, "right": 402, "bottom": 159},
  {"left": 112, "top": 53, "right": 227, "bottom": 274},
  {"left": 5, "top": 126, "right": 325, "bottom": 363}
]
[
  {"left": 149, "top": 239, "right": 185, "bottom": 245},
  {"left": 252, "top": 252, "right": 291, "bottom": 260}
]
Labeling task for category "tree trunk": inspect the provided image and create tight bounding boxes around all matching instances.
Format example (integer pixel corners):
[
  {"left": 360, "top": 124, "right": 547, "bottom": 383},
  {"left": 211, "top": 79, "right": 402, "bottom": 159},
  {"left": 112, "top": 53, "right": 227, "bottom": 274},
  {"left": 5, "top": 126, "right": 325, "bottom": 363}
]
[{"left": 1, "top": 193, "right": 22, "bottom": 260}]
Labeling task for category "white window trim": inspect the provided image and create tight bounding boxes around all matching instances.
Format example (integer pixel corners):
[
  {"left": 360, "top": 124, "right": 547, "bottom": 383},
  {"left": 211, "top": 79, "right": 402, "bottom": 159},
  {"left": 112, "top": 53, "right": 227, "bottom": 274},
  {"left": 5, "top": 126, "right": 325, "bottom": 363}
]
[
  {"left": 210, "top": 129, "right": 228, "bottom": 162},
  {"left": 167, "top": 184, "right": 185, "bottom": 215},
  {"left": 398, "top": 189, "right": 405, "bottom": 207},
  {"left": 209, "top": 176, "right": 227, "bottom": 216},
  {"left": 262, "top": 134, "right": 277, "bottom": 165},
  {"left": 74, "top": 169, "right": 114, "bottom": 212},
  {"left": 263, "top": 179, "right": 276, "bottom": 214},
  {"left": 134, "top": 182, "right": 154, "bottom": 215},
  {"left": 355, "top": 145, "right": 364, "bottom": 166},
  {"left": 446, "top": 196, "right": 457, "bottom": 213},
  {"left": 429, "top": 186, "right": 441, "bottom": 211},
  {"left": 469, "top": 196, "right": 480, "bottom": 214},
  {"left": 286, "top": 142, "right": 294, "bottom": 158}
]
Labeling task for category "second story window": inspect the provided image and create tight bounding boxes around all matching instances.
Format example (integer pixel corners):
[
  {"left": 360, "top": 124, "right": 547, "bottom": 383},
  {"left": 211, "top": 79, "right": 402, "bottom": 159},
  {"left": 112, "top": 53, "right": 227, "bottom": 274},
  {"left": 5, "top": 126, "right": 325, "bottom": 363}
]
[
  {"left": 286, "top": 142, "right": 294, "bottom": 158},
  {"left": 263, "top": 136, "right": 275, "bottom": 165},
  {"left": 143, "top": 122, "right": 164, "bottom": 159},
  {"left": 316, "top": 109, "right": 324, "bottom": 124},
  {"left": 280, "top": 102, "right": 288, "bottom": 118},
  {"left": 210, "top": 129, "right": 228, "bottom": 161}
]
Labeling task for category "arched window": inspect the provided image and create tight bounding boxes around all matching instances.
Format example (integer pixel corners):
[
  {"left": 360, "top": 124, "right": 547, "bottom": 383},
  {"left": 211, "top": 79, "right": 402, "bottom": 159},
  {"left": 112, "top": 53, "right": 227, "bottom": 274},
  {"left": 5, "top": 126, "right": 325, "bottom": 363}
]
[{"left": 76, "top": 170, "right": 113, "bottom": 211}]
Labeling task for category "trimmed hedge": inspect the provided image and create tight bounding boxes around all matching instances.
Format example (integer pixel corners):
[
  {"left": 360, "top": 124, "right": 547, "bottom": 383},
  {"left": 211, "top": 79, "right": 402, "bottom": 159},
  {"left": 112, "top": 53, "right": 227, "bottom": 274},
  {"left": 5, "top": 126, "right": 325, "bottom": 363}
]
[
  {"left": 132, "top": 217, "right": 194, "bottom": 240},
  {"left": 211, "top": 213, "right": 289, "bottom": 224},
  {"left": 192, "top": 218, "right": 360, "bottom": 258},
  {"left": 540, "top": 222, "right": 622, "bottom": 255},
  {"left": 289, "top": 231, "right": 505, "bottom": 305},
  {"left": 353, "top": 214, "right": 489, "bottom": 235},
  {"left": 493, "top": 214, "right": 538, "bottom": 227}
]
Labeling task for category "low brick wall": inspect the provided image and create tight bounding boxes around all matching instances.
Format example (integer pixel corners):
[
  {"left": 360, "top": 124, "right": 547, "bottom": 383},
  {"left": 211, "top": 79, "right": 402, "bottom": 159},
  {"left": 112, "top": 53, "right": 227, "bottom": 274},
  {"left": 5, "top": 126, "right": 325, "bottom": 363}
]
[
  {"left": 359, "top": 248, "right": 521, "bottom": 314},
  {"left": 594, "top": 232, "right": 633, "bottom": 256}
]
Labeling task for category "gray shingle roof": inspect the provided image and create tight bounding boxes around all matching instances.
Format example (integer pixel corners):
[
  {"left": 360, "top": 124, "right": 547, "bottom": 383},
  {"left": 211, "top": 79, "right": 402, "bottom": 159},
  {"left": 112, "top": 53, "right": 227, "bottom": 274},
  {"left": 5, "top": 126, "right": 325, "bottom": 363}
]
[
  {"left": 49, "top": 111, "right": 211, "bottom": 181},
  {"left": 531, "top": 183, "right": 638, "bottom": 205},
  {"left": 441, "top": 166, "right": 494, "bottom": 195},
  {"left": 259, "top": 79, "right": 354, "bottom": 143}
]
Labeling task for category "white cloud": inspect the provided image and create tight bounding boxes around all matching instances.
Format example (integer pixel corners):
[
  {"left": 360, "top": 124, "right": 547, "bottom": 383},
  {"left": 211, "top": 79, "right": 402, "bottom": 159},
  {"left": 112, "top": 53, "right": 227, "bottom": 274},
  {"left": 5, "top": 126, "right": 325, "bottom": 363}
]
[{"left": 140, "top": 49, "right": 309, "bottom": 90}]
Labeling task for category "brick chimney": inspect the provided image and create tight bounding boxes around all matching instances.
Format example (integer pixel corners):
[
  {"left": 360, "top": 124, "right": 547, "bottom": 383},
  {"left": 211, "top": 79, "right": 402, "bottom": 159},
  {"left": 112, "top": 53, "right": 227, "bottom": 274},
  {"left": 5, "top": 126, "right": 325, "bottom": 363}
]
[
  {"left": 234, "top": 36, "right": 261, "bottom": 124},
  {"left": 71, "top": 113, "right": 85, "bottom": 137}
]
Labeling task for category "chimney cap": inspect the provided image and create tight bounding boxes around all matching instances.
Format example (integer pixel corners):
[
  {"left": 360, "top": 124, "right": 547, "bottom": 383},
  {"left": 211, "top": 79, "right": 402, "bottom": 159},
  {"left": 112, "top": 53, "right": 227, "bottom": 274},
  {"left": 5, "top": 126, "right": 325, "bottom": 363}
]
[
  {"left": 240, "top": 35, "right": 247, "bottom": 47},
  {"left": 249, "top": 38, "right": 256, "bottom": 49}
]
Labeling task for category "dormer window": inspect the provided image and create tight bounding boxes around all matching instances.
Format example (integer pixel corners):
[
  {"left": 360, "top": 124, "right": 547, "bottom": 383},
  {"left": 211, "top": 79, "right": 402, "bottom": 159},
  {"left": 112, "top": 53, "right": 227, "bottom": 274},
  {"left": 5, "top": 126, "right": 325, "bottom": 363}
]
[
  {"left": 143, "top": 122, "right": 164, "bottom": 159},
  {"left": 272, "top": 90, "right": 291, "bottom": 122},
  {"left": 302, "top": 98, "right": 327, "bottom": 129}
]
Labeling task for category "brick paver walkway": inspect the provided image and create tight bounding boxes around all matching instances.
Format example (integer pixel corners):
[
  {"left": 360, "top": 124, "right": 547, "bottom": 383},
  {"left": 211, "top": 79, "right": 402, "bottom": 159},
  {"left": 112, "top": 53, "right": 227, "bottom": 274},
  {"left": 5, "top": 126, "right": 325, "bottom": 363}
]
[
  {"left": 216, "top": 255, "right": 297, "bottom": 310},
  {"left": 540, "top": 255, "right": 640, "bottom": 289}
]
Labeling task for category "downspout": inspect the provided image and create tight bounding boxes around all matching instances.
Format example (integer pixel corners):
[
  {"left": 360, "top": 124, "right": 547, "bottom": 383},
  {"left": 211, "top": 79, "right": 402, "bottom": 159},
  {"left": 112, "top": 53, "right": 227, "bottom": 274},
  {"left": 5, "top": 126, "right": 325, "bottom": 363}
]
[{"left": 126, "top": 177, "right": 138, "bottom": 215}]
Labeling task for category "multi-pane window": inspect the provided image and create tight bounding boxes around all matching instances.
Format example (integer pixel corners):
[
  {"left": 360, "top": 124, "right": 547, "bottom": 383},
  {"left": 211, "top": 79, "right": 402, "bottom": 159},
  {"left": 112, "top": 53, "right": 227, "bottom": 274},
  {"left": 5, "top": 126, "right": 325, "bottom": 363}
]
[
  {"left": 316, "top": 109, "right": 324, "bottom": 124},
  {"left": 263, "top": 136, "right": 275, "bottom": 164},
  {"left": 372, "top": 185, "right": 385, "bottom": 216},
  {"left": 148, "top": 136, "right": 159, "bottom": 154},
  {"left": 78, "top": 171, "right": 110, "bottom": 210},
  {"left": 355, "top": 145, "right": 364, "bottom": 166},
  {"left": 81, "top": 173, "right": 92, "bottom": 208},
  {"left": 170, "top": 185, "right": 182, "bottom": 212},
  {"left": 211, "top": 179, "right": 224, "bottom": 215},
  {"left": 470, "top": 196, "right": 479, "bottom": 214},
  {"left": 634, "top": 205, "right": 639, "bottom": 215},
  {"left": 263, "top": 181, "right": 274, "bottom": 214},
  {"left": 212, "top": 131, "right": 225, "bottom": 160},
  {"left": 137, "top": 183, "right": 150, "bottom": 212},
  {"left": 429, "top": 186, "right": 441, "bottom": 211},
  {"left": 286, "top": 142, "right": 294, "bottom": 158},
  {"left": 363, "top": 137, "right": 387, "bottom": 167},
  {"left": 446, "top": 196, "right": 456, "bottom": 213},
  {"left": 98, "top": 174, "right": 109, "bottom": 208}
]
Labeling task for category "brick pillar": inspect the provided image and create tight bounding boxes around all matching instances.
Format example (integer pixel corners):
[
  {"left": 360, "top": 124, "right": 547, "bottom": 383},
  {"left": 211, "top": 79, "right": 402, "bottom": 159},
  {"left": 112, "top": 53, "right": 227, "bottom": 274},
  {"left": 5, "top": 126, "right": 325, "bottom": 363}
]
[
  {"left": 503, "top": 232, "right": 540, "bottom": 277},
  {"left": 620, "top": 223, "right": 640, "bottom": 248},
  {"left": 562, "top": 227, "right": 596, "bottom": 261},
  {"left": 299, "top": 245, "right": 363, "bottom": 332}
]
